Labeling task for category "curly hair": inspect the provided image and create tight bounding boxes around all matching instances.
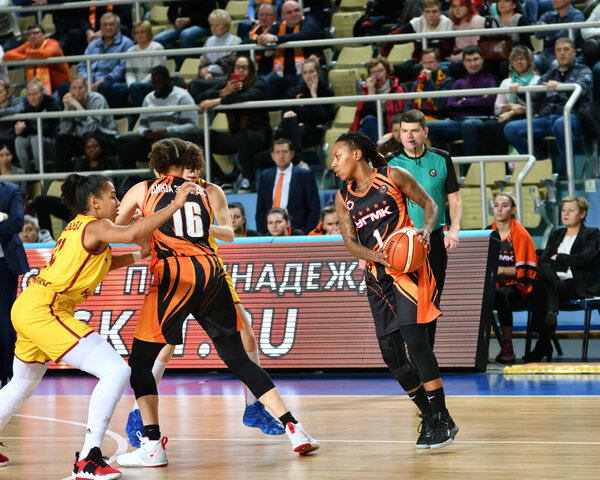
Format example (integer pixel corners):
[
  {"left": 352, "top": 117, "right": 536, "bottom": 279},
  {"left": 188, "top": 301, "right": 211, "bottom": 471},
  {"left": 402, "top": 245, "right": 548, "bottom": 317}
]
[{"left": 149, "top": 138, "right": 205, "bottom": 175}]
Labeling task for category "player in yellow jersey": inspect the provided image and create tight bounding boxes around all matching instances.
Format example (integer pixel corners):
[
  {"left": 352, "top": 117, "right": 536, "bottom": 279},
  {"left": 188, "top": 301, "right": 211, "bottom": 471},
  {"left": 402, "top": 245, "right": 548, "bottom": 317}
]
[
  {"left": 0, "top": 173, "right": 196, "bottom": 479},
  {"left": 115, "top": 139, "right": 318, "bottom": 468},
  {"left": 123, "top": 167, "right": 284, "bottom": 449}
]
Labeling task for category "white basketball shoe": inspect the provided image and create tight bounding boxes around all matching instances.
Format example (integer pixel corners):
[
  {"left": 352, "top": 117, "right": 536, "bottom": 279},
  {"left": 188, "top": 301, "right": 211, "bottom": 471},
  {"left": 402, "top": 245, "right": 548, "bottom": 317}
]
[
  {"left": 117, "top": 434, "right": 168, "bottom": 467},
  {"left": 284, "top": 422, "right": 319, "bottom": 455}
]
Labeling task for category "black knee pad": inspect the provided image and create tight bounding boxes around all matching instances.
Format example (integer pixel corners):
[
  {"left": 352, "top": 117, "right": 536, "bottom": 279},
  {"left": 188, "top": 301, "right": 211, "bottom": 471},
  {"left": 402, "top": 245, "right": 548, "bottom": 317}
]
[
  {"left": 129, "top": 338, "right": 164, "bottom": 399},
  {"left": 224, "top": 353, "right": 275, "bottom": 400},
  {"left": 379, "top": 331, "right": 421, "bottom": 391}
]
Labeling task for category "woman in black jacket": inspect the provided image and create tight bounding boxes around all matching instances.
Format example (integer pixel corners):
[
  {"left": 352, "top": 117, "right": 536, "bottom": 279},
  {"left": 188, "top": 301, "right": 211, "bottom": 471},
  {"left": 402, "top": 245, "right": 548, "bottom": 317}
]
[
  {"left": 525, "top": 195, "right": 600, "bottom": 362},
  {"left": 197, "top": 55, "right": 272, "bottom": 193},
  {"left": 276, "top": 59, "right": 334, "bottom": 157}
]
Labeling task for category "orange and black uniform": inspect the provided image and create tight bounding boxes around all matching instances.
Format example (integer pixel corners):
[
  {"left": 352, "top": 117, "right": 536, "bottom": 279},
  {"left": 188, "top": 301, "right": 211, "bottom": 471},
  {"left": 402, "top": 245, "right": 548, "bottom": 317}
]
[
  {"left": 337, "top": 166, "right": 442, "bottom": 388},
  {"left": 129, "top": 175, "right": 274, "bottom": 400},
  {"left": 337, "top": 167, "right": 440, "bottom": 337}
]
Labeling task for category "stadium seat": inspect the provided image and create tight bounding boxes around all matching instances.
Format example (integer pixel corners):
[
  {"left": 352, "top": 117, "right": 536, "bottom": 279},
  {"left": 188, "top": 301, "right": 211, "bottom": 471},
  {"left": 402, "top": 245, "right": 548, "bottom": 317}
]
[
  {"left": 17, "top": 15, "right": 35, "bottom": 39},
  {"left": 210, "top": 113, "right": 236, "bottom": 175},
  {"left": 328, "top": 68, "right": 364, "bottom": 97},
  {"left": 386, "top": 43, "right": 414, "bottom": 63},
  {"left": 530, "top": 34, "right": 543, "bottom": 53},
  {"left": 178, "top": 58, "right": 201, "bottom": 84},
  {"left": 149, "top": 5, "right": 171, "bottom": 36},
  {"left": 115, "top": 118, "right": 129, "bottom": 136},
  {"left": 166, "top": 59, "right": 176, "bottom": 76},
  {"left": 459, "top": 161, "right": 506, "bottom": 230},
  {"left": 225, "top": 1, "right": 250, "bottom": 20},
  {"left": 339, "top": 0, "right": 370, "bottom": 10},
  {"left": 331, "top": 11, "right": 362, "bottom": 41},
  {"left": 7, "top": 68, "right": 25, "bottom": 94},
  {"left": 332, "top": 105, "right": 357, "bottom": 129},
  {"left": 42, "top": 14, "right": 55, "bottom": 36},
  {"left": 334, "top": 45, "right": 372, "bottom": 69}
]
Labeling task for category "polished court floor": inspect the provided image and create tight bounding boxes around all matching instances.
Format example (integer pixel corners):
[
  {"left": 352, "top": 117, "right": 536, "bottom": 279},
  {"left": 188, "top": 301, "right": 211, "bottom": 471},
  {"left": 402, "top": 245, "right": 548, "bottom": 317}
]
[{"left": 2, "top": 360, "right": 600, "bottom": 480}]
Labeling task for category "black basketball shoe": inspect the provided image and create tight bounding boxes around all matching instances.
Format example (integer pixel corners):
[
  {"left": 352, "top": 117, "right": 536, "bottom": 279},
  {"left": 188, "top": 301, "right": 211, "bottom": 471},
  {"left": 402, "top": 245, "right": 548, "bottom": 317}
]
[{"left": 429, "top": 411, "right": 459, "bottom": 449}]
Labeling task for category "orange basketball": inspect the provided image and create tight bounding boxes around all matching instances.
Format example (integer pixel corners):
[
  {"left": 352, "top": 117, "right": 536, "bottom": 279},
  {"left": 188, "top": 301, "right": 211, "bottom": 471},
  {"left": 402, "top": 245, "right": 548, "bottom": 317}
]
[{"left": 383, "top": 227, "right": 428, "bottom": 273}]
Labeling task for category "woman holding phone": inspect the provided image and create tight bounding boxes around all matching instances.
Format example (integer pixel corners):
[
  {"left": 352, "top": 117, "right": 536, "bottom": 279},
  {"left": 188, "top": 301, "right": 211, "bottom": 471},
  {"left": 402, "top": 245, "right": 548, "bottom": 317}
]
[{"left": 196, "top": 55, "right": 271, "bottom": 193}]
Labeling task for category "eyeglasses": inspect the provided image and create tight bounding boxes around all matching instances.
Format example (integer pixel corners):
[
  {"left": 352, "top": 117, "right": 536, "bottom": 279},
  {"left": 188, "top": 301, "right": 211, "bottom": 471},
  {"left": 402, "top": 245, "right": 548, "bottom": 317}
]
[
  {"left": 234, "top": 64, "right": 250, "bottom": 71},
  {"left": 512, "top": 57, "right": 527, "bottom": 62},
  {"left": 27, "top": 30, "right": 43, "bottom": 36}
]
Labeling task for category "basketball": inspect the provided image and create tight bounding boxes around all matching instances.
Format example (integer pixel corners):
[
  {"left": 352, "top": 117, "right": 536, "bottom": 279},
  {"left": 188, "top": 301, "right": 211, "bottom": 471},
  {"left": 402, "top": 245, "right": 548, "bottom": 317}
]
[{"left": 383, "top": 227, "right": 428, "bottom": 273}]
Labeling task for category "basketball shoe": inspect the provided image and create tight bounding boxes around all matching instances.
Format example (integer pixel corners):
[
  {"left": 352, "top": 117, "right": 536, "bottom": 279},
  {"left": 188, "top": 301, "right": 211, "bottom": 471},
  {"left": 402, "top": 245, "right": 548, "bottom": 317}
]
[
  {"left": 416, "top": 413, "right": 434, "bottom": 449},
  {"left": 125, "top": 408, "right": 144, "bottom": 447},
  {"left": 284, "top": 422, "right": 319, "bottom": 455},
  {"left": 243, "top": 401, "right": 285, "bottom": 435},
  {"left": 117, "top": 435, "right": 168, "bottom": 467},
  {"left": 428, "top": 411, "right": 459, "bottom": 449},
  {"left": 0, "top": 452, "right": 8, "bottom": 467},
  {"left": 72, "top": 447, "right": 122, "bottom": 479}
]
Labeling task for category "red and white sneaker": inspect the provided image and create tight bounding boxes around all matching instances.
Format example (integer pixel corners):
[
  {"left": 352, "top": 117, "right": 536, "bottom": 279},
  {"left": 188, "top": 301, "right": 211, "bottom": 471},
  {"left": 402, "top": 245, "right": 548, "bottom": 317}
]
[
  {"left": 284, "top": 422, "right": 319, "bottom": 455},
  {"left": 72, "top": 447, "right": 121, "bottom": 479},
  {"left": 117, "top": 435, "right": 168, "bottom": 467},
  {"left": 0, "top": 452, "right": 8, "bottom": 467}
]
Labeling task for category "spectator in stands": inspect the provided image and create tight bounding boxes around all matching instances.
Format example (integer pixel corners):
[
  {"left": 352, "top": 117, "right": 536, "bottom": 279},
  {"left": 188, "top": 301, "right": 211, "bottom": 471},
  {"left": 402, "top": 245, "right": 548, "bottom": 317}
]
[
  {"left": 257, "top": 0, "right": 325, "bottom": 99},
  {"left": 19, "top": 214, "right": 53, "bottom": 243},
  {"left": 246, "top": 3, "right": 279, "bottom": 76},
  {"left": 404, "top": 48, "right": 455, "bottom": 121},
  {"left": 198, "top": 10, "right": 241, "bottom": 80},
  {"left": 490, "top": 192, "right": 537, "bottom": 364},
  {"left": 482, "top": 46, "right": 539, "bottom": 156},
  {"left": 238, "top": 0, "right": 283, "bottom": 41},
  {"left": 276, "top": 58, "right": 334, "bottom": 157},
  {"left": 534, "top": 0, "right": 585, "bottom": 73},
  {"left": 14, "top": 80, "right": 60, "bottom": 173},
  {"left": 266, "top": 207, "right": 305, "bottom": 236},
  {"left": 74, "top": 132, "right": 119, "bottom": 172},
  {"left": 303, "top": 0, "right": 333, "bottom": 31},
  {"left": 153, "top": 0, "right": 218, "bottom": 68},
  {"left": 229, "top": 202, "right": 260, "bottom": 237},
  {"left": 0, "top": 80, "right": 24, "bottom": 154},
  {"left": 3, "top": 24, "right": 71, "bottom": 94},
  {"left": 0, "top": 0, "right": 21, "bottom": 50},
  {"left": 427, "top": 45, "right": 498, "bottom": 157},
  {"left": 380, "top": 0, "right": 454, "bottom": 61},
  {"left": 581, "top": 3, "right": 600, "bottom": 103},
  {"left": 117, "top": 66, "right": 200, "bottom": 170},
  {"left": 0, "top": 144, "right": 26, "bottom": 199},
  {"left": 492, "top": 0, "right": 533, "bottom": 47},
  {"left": 256, "top": 138, "right": 320, "bottom": 234},
  {"left": 126, "top": 20, "right": 167, "bottom": 113},
  {"left": 489, "top": 0, "right": 538, "bottom": 25},
  {"left": 504, "top": 37, "right": 592, "bottom": 176},
  {"left": 377, "top": 113, "right": 403, "bottom": 156},
  {"left": 196, "top": 55, "right": 272, "bottom": 193},
  {"left": 349, "top": 57, "right": 406, "bottom": 143},
  {"left": 56, "top": 75, "right": 118, "bottom": 172},
  {"left": 308, "top": 205, "right": 339, "bottom": 235},
  {"left": 77, "top": 12, "right": 134, "bottom": 108},
  {"left": 31, "top": 193, "right": 71, "bottom": 239},
  {"left": 525, "top": 195, "right": 600, "bottom": 362},
  {"left": 448, "top": 0, "right": 485, "bottom": 62},
  {"left": 87, "top": 4, "right": 133, "bottom": 41},
  {"left": 353, "top": 0, "right": 404, "bottom": 37}
]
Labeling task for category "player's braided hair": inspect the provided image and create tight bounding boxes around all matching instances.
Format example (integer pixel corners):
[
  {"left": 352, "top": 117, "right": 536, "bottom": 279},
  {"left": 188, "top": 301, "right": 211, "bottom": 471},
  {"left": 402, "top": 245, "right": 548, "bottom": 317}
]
[
  {"left": 149, "top": 138, "right": 205, "bottom": 175},
  {"left": 335, "top": 131, "right": 387, "bottom": 168}
]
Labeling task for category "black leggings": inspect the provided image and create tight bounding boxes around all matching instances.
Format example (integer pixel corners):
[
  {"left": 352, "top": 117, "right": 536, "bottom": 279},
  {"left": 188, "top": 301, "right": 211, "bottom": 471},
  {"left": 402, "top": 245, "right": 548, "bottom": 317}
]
[
  {"left": 494, "top": 284, "right": 523, "bottom": 328},
  {"left": 425, "top": 228, "right": 447, "bottom": 348},
  {"left": 378, "top": 324, "right": 441, "bottom": 384}
]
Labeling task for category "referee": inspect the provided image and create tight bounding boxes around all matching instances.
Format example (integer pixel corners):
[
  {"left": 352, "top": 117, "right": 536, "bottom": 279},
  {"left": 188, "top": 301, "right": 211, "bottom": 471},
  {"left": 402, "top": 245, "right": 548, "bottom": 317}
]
[{"left": 386, "top": 110, "right": 462, "bottom": 347}]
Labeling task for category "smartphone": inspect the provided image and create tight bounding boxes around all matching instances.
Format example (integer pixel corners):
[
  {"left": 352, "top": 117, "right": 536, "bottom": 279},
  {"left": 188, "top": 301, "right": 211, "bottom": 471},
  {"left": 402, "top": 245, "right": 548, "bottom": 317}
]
[{"left": 230, "top": 73, "right": 240, "bottom": 82}]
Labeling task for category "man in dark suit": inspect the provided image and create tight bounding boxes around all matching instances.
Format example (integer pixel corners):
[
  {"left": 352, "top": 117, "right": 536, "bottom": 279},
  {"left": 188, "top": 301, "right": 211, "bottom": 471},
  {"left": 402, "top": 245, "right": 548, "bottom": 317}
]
[
  {"left": 256, "top": 138, "right": 320, "bottom": 234},
  {"left": 0, "top": 181, "right": 29, "bottom": 387}
]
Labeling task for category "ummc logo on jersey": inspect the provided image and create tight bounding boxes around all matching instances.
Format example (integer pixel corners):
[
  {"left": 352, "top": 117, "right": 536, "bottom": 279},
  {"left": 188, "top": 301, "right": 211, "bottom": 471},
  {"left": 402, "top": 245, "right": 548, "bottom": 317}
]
[
  {"left": 499, "top": 254, "right": 514, "bottom": 262},
  {"left": 346, "top": 200, "right": 354, "bottom": 210},
  {"left": 355, "top": 206, "right": 391, "bottom": 228},
  {"left": 151, "top": 184, "right": 174, "bottom": 194}
]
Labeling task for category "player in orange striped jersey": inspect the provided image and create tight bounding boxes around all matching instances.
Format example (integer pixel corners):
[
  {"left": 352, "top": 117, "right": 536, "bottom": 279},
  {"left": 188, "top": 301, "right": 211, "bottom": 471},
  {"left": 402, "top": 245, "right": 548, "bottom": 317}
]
[
  {"left": 0, "top": 173, "right": 196, "bottom": 479},
  {"left": 332, "top": 131, "right": 458, "bottom": 450},
  {"left": 123, "top": 168, "right": 284, "bottom": 449},
  {"left": 115, "top": 139, "right": 318, "bottom": 468}
]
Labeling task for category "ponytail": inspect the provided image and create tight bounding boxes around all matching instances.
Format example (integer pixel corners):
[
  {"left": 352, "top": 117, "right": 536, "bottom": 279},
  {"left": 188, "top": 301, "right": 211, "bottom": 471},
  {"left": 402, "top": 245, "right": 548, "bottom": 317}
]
[
  {"left": 61, "top": 173, "right": 110, "bottom": 215},
  {"left": 335, "top": 131, "right": 387, "bottom": 168}
]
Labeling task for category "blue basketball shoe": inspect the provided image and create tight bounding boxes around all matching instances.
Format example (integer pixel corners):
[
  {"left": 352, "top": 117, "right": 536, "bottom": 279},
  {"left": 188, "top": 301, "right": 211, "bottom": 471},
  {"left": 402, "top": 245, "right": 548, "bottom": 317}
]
[
  {"left": 125, "top": 408, "right": 144, "bottom": 448},
  {"left": 243, "top": 401, "right": 285, "bottom": 435}
]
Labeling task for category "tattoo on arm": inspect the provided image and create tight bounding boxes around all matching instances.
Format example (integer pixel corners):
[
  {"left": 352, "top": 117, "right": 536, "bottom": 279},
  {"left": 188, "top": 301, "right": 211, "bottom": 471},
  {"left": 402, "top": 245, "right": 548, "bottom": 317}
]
[
  {"left": 335, "top": 194, "right": 381, "bottom": 261},
  {"left": 390, "top": 167, "right": 438, "bottom": 232}
]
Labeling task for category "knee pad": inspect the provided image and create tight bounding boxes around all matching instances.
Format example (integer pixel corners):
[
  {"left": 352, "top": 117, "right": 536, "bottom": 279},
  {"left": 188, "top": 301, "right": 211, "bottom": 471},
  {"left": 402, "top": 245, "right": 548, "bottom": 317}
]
[
  {"left": 378, "top": 331, "right": 409, "bottom": 372},
  {"left": 224, "top": 353, "right": 274, "bottom": 400},
  {"left": 129, "top": 339, "right": 164, "bottom": 399}
]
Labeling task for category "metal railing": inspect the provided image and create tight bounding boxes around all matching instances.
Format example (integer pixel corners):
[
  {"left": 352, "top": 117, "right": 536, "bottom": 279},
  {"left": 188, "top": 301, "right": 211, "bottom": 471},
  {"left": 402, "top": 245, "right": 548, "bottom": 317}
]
[{"left": 0, "top": 84, "right": 581, "bottom": 221}]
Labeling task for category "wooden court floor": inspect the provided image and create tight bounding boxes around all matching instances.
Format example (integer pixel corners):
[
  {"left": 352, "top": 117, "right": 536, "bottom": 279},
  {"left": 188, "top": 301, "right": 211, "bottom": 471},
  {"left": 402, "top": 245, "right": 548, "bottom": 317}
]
[{"left": 2, "top": 394, "right": 598, "bottom": 480}]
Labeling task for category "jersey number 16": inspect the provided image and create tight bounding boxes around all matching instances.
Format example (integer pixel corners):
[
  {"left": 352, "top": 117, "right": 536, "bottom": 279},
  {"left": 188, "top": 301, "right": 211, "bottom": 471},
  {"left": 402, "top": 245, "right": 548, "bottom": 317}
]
[{"left": 173, "top": 202, "right": 204, "bottom": 237}]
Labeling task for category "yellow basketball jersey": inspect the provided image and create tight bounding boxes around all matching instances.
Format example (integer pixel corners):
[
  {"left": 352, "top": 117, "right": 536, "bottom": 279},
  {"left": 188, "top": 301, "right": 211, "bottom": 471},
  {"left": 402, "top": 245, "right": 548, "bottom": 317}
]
[{"left": 34, "top": 214, "right": 112, "bottom": 304}]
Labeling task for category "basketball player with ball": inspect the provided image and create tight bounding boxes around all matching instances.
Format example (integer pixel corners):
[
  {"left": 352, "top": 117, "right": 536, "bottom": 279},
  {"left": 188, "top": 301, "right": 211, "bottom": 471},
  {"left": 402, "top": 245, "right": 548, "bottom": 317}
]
[
  {"left": 332, "top": 131, "right": 458, "bottom": 450},
  {"left": 386, "top": 110, "right": 462, "bottom": 348}
]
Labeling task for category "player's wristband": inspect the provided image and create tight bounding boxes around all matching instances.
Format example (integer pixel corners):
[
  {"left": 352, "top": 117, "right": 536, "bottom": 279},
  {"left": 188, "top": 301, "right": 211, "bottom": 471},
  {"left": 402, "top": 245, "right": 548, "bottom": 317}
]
[{"left": 132, "top": 251, "right": 142, "bottom": 263}]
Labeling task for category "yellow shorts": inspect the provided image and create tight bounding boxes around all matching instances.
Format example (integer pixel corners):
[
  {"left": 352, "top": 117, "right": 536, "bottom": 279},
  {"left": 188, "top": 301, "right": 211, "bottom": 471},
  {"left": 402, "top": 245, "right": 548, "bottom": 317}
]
[{"left": 11, "top": 283, "right": 93, "bottom": 364}]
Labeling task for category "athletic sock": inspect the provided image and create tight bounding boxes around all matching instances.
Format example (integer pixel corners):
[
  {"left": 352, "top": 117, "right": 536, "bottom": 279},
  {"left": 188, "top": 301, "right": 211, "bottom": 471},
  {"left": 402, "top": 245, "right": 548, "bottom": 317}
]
[
  {"left": 244, "top": 349, "right": 260, "bottom": 405},
  {"left": 425, "top": 387, "right": 447, "bottom": 415},
  {"left": 279, "top": 412, "right": 297, "bottom": 426},
  {"left": 144, "top": 424, "right": 161, "bottom": 441},
  {"left": 408, "top": 385, "right": 433, "bottom": 416}
]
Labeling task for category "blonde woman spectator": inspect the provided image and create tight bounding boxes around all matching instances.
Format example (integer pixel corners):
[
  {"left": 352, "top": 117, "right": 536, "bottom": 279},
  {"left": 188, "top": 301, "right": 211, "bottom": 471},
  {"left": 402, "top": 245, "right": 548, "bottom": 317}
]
[
  {"left": 126, "top": 20, "right": 167, "bottom": 109},
  {"left": 198, "top": 9, "right": 242, "bottom": 80}
]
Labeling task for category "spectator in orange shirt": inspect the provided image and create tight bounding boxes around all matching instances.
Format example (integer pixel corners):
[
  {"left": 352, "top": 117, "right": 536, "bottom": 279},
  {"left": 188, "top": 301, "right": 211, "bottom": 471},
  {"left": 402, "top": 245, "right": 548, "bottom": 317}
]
[{"left": 3, "top": 24, "right": 71, "bottom": 94}]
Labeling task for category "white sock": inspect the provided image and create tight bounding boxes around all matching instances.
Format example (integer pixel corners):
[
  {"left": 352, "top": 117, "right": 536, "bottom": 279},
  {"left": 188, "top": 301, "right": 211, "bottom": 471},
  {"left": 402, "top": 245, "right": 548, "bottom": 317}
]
[
  {"left": 62, "top": 333, "right": 130, "bottom": 459},
  {"left": 0, "top": 359, "right": 46, "bottom": 430},
  {"left": 244, "top": 349, "right": 260, "bottom": 406},
  {"left": 132, "top": 359, "right": 168, "bottom": 412}
]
